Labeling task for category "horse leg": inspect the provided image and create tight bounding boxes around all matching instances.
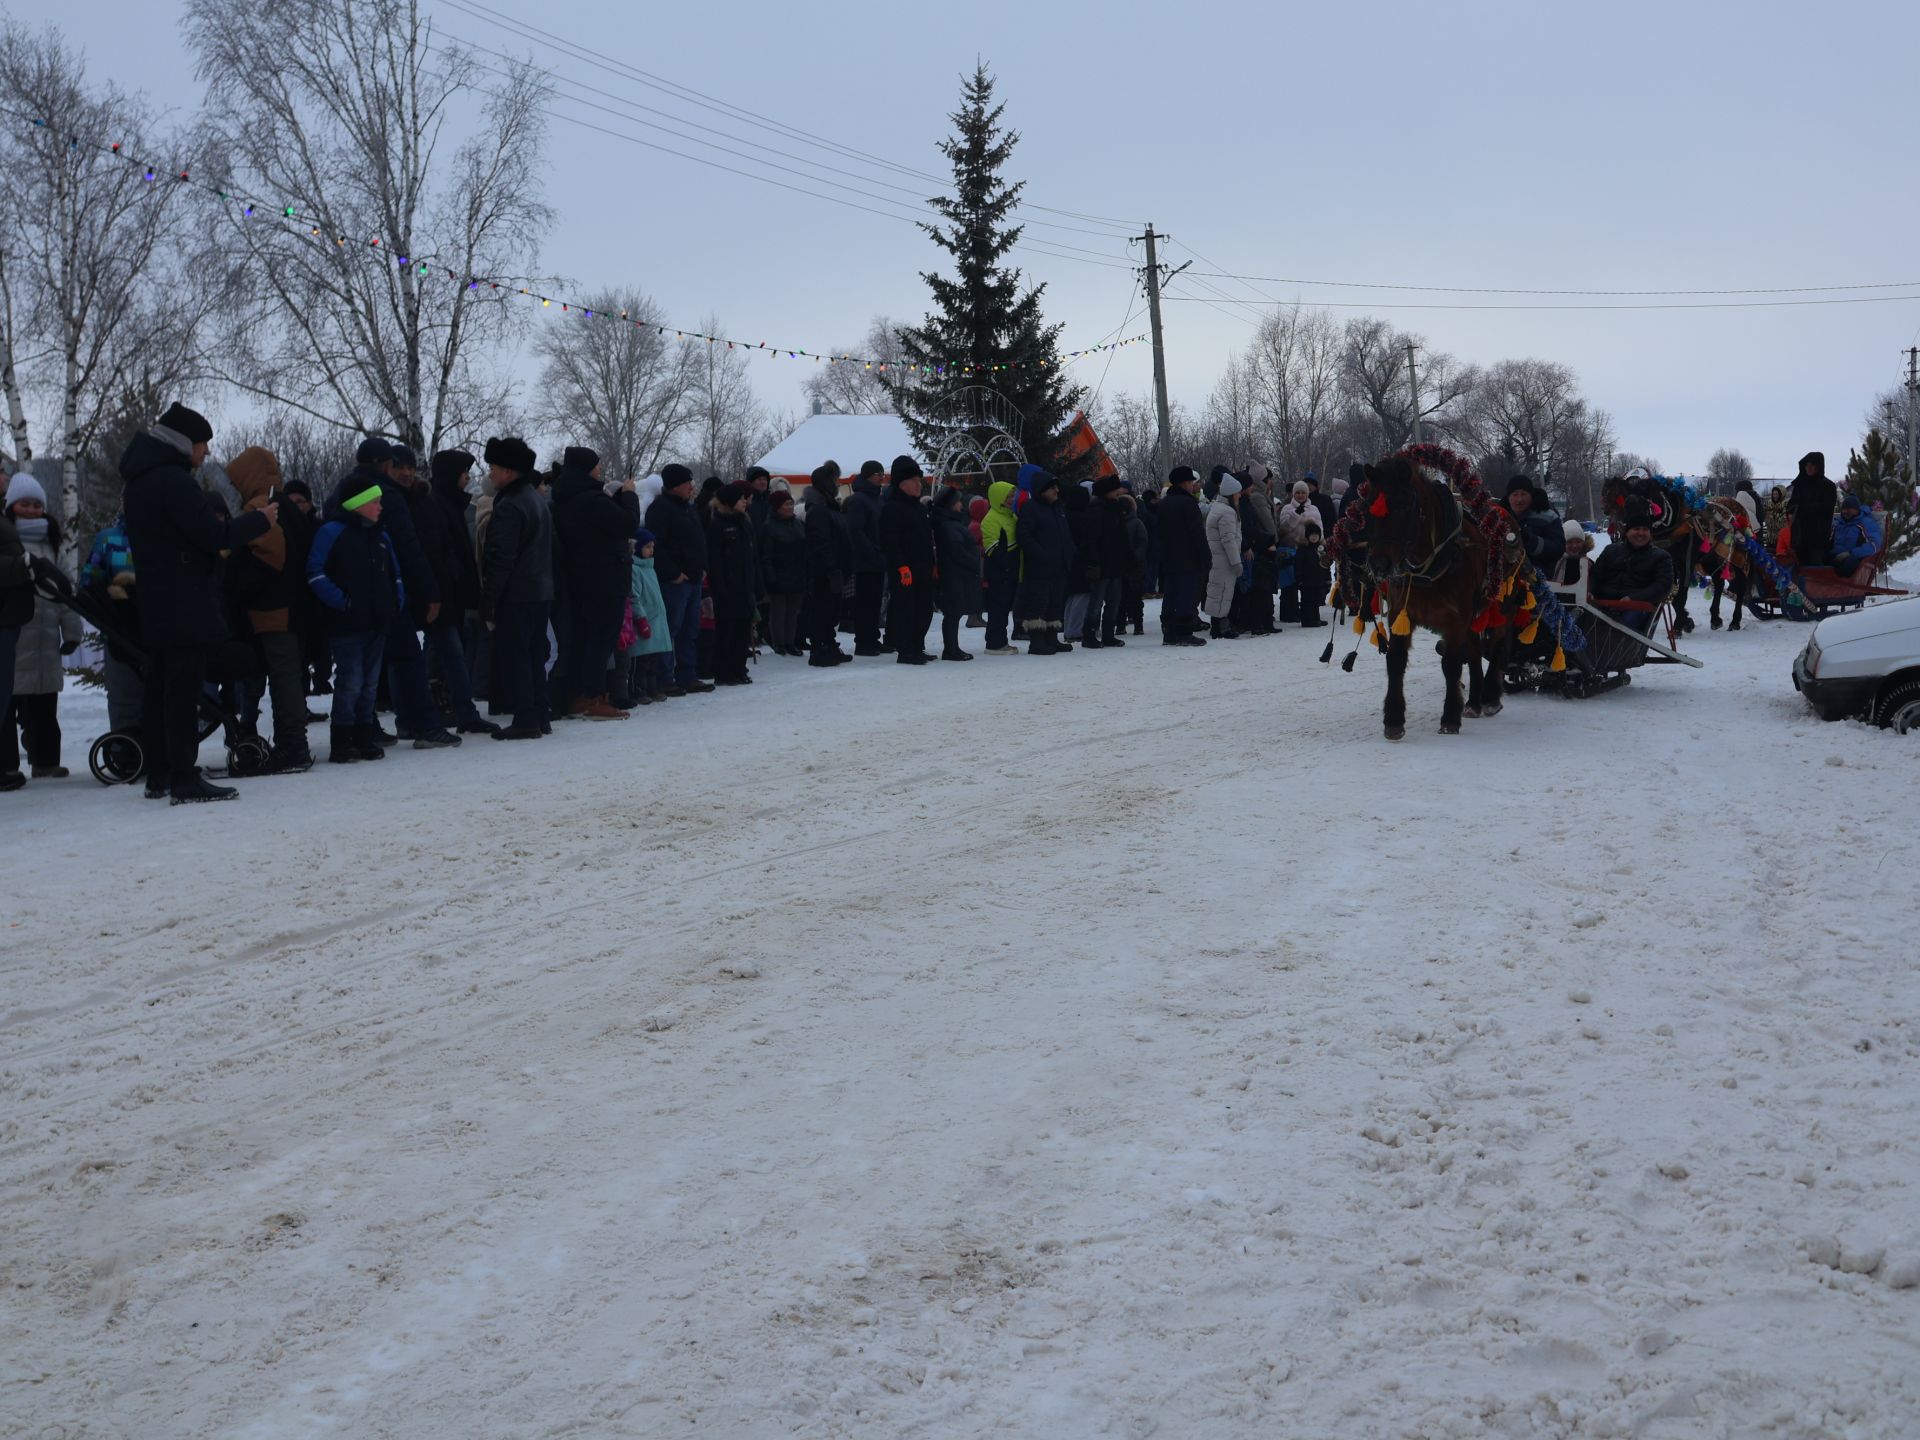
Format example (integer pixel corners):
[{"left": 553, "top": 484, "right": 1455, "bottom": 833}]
[
  {"left": 1710, "top": 573, "right": 1724, "bottom": 630},
  {"left": 1672, "top": 542, "right": 1695, "bottom": 632},
  {"left": 1384, "top": 633, "right": 1409, "bottom": 741},
  {"left": 1730, "top": 568, "right": 1748, "bottom": 631},
  {"left": 1439, "top": 635, "right": 1465, "bottom": 734},
  {"left": 1481, "top": 630, "right": 1508, "bottom": 716},
  {"left": 1463, "top": 638, "right": 1486, "bottom": 718}
]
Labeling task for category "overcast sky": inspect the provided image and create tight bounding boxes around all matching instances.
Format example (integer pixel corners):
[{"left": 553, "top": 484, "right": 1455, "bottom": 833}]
[{"left": 25, "top": 0, "right": 1920, "bottom": 477}]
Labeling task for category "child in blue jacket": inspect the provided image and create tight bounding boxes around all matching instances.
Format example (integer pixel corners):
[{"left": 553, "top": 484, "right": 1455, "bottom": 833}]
[{"left": 306, "top": 484, "right": 405, "bottom": 761}]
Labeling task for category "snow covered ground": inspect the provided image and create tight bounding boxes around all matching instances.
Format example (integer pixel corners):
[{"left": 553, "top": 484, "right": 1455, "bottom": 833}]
[{"left": 3, "top": 610, "right": 1918, "bottom": 1439}]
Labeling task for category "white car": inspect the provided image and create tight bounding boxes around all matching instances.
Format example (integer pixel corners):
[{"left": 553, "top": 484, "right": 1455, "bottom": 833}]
[{"left": 1793, "top": 597, "right": 1920, "bottom": 731}]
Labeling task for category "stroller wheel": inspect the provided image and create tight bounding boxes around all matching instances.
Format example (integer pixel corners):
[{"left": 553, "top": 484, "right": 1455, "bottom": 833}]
[
  {"left": 89, "top": 732, "right": 145, "bottom": 786},
  {"left": 227, "top": 736, "right": 273, "bottom": 778}
]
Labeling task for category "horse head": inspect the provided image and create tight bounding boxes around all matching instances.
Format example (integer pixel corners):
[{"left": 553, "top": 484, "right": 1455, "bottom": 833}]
[{"left": 1361, "top": 455, "right": 1433, "bottom": 576}]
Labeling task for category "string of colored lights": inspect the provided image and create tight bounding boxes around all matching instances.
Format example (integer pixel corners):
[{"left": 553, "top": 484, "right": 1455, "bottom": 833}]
[{"left": 9, "top": 108, "right": 1145, "bottom": 375}]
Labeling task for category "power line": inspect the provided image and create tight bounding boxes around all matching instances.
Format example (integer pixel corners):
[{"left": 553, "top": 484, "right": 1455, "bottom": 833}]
[
  {"left": 1091, "top": 272, "right": 1144, "bottom": 409},
  {"left": 1166, "top": 267, "right": 1920, "bottom": 298}
]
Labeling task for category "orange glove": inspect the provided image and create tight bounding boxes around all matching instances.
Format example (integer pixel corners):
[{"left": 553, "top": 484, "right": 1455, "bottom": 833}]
[{"left": 898, "top": 565, "right": 913, "bottom": 586}]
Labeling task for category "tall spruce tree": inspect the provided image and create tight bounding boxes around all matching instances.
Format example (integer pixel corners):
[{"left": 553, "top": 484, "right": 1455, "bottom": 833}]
[{"left": 888, "top": 65, "right": 1087, "bottom": 481}]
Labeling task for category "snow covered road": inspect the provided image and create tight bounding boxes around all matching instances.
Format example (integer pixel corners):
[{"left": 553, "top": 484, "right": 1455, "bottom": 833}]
[{"left": 4, "top": 618, "right": 1918, "bottom": 1438}]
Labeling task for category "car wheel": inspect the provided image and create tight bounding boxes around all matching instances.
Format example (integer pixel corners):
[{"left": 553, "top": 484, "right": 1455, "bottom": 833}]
[{"left": 1872, "top": 678, "right": 1920, "bottom": 734}]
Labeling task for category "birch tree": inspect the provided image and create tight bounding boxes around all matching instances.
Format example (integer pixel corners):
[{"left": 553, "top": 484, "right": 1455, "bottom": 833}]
[
  {"left": 535, "top": 292, "right": 704, "bottom": 481},
  {"left": 185, "top": 0, "right": 549, "bottom": 451},
  {"left": 686, "top": 316, "right": 771, "bottom": 479}
]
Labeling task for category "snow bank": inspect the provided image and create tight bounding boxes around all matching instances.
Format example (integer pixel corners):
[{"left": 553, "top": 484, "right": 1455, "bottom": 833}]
[{"left": 3, "top": 617, "right": 1916, "bottom": 1438}]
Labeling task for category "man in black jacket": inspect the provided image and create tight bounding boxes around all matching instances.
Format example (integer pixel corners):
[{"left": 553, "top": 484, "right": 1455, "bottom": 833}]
[
  {"left": 802, "top": 464, "right": 852, "bottom": 667},
  {"left": 1014, "top": 466, "right": 1075, "bottom": 655},
  {"left": 707, "top": 480, "right": 760, "bottom": 684},
  {"left": 1156, "top": 466, "right": 1210, "bottom": 646},
  {"left": 1083, "top": 476, "right": 1134, "bottom": 648},
  {"left": 120, "top": 403, "right": 276, "bottom": 803},
  {"left": 1504, "top": 477, "right": 1566, "bottom": 578},
  {"left": 416, "top": 449, "right": 494, "bottom": 735},
  {"left": 878, "top": 456, "right": 936, "bottom": 664},
  {"left": 1591, "top": 507, "right": 1675, "bottom": 629},
  {"left": 643, "top": 464, "right": 712, "bottom": 695},
  {"left": 1788, "top": 451, "right": 1837, "bottom": 568},
  {"left": 551, "top": 446, "right": 640, "bottom": 718},
  {"left": 479, "top": 436, "right": 554, "bottom": 739},
  {"left": 845, "top": 459, "right": 888, "bottom": 654}
]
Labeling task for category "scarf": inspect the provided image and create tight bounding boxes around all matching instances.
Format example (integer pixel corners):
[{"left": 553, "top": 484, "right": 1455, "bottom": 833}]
[{"left": 12, "top": 516, "right": 49, "bottom": 544}]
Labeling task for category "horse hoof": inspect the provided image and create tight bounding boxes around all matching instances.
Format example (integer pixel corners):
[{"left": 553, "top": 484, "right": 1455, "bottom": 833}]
[
  {"left": 1729, "top": 622, "right": 1742, "bottom": 632},
  {"left": 1711, "top": 617, "right": 1723, "bottom": 631},
  {"left": 1484, "top": 702, "right": 1502, "bottom": 717},
  {"left": 1440, "top": 723, "right": 1461, "bottom": 735},
  {"left": 1463, "top": 706, "right": 1483, "bottom": 720},
  {"left": 1384, "top": 726, "right": 1406, "bottom": 742}
]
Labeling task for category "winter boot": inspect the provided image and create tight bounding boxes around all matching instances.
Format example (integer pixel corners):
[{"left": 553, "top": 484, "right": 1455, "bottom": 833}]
[
  {"left": 941, "top": 647, "right": 974, "bottom": 661},
  {"left": 457, "top": 716, "right": 502, "bottom": 736},
  {"left": 352, "top": 725, "right": 389, "bottom": 761},
  {"left": 1082, "top": 634, "right": 1105, "bottom": 649},
  {"left": 411, "top": 727, "right": 464, "bottom": 748},
  {"left": 170, "top": 772, "right": 240, "bottom": 804},
  {"left": 492, "top": 723, "right": 543, "bottom": 740},
  {"left": 0, "top": 770, "right": 26, "bottom": 792},
  {"left": 1103, "top": 631, "right": 1126, "bottom": 648},
  {"left": 329, "top": 728, "right": 362, "bottom": 764},
  {"left": 366, "top": 722, "right": 399, "bottom": 747},
  {"left": 270, "top": 745, "right": 316, "bottom": 774}
]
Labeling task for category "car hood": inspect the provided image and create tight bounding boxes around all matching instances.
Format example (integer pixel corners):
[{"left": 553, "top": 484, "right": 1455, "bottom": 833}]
[{"left": 1812, "top": 596, "right": 1920, "bottom": 647}]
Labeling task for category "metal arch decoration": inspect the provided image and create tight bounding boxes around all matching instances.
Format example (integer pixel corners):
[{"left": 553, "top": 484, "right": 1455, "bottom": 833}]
[{"left": 928, "top": 385, "right": 1028, "bottom": 483}]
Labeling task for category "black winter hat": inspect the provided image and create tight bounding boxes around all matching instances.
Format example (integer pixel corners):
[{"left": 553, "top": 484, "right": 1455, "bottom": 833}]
[
  {"left": 282, "top": 479, "right": 312, "bottom": 501},
  {"left": 1348, "top": 462, "right": 1366, "bottom": 485},
  {"left": 1092, "top": 475, "right": 1124, "bottom": 498},
  {"left": 1622, "top": 501, "right": 1654, "bottom": 530},
  {"left": 483, "top": 436, "right": 537, "bottom": 473},
  {"left": 745, "top": 466, "right": 771, "bottom": 484},
  {"left": 890, "top": 454, "right": 923, "bottom": 483},
  {"left": 430, "top": 449, "right": 475, "bottom": 484},
  {"left": 660, "top": 463, "right": 695, "bottom": 492},
  {"left": 357, "top": 436, "right": 393, "bottom": 465},
  {"left": 158, "top": 403, "right": 213, "bottom": 445},
  {"left": 810, "top": 461, "right": 841, "bottom": 490},
  {"left": 718, "top": 481, "right": 750, "bottom": 508},
  {"left": 388, "top": 443, "right": 418, "bottom": 469},
  {"left": 1168, "top": 466, "right": 1199, "bottom": 489},
  {"left": 859, "top": 459, "right": 885, "bottom": 479},
  {"left": 563, "top": 445, "right": 600, "bottom": 472}
]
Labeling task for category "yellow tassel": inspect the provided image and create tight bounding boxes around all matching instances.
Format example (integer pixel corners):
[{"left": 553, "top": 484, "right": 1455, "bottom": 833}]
[
  {"left": 1521, "top": 589, "right": 1536, "bottom": 611},
  {"left": 1352, "top": 615, "right": 1365, "bottom": 635},
  {"left": 1550, "top": 646, "right": 1566, "bottom": 672},
  {"left": 1326, "top": 587, "right": 1339, "bottom": 606},
  {"left": 1390, "top": 610, "right": 1411, "bottom": 636},
  {"left": 1518, "top": 620, "right": 1540, "bottom": 645},
  {"left": 1372, "top": 629, "right": 1386, "bottom": 652}
]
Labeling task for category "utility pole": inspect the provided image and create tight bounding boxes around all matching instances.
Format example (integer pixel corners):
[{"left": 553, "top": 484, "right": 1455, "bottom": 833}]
[
  {"left": 1906, "top": 347, "right": 1918, "bottom": 491},
  {"left": 1405, "top": 342, "right": 1423, "bottom": 446},
  {"left": 1133, "top": 224, "right": 1187, "bottom": 484}
]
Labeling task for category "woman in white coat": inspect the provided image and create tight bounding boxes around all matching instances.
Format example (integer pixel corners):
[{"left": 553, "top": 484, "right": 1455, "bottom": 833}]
[
  {"left": 4, "top": 475, "right": 84, "bottom": 779},
  {"left": 1204, "top": 475, "right": 1246, "bottom": 639}
]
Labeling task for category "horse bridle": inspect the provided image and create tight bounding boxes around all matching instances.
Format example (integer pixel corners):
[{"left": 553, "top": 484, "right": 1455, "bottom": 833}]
[{"left": 1367, "top": 489, "right": 1463, "bottom": 586}]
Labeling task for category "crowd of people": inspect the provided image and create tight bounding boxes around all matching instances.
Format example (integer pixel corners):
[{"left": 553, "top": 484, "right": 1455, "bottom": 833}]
[
  {"left": 2, "top": 412, "right": 1895, "bottom": 801},
  {"left": 0, "top": 408, "right": 1363, "bottom": 802}
]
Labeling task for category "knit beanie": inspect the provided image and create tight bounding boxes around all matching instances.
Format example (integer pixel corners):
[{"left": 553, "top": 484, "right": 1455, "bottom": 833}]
[
  {"left": 661, "top": 462, "right": 695, "bottom": 492},
  {"left": 356, "top": 436, "right": 393, "bottom": 465},
  {"left": 1092, "top": 475, "right": 1123, "bottom": 498},
  {"left": 388, "top": 444, "right": 418, "bottom": 470},
  {"left": 718, "top": 481, "right": 750, "bottom": 508},
  {"left": 430, "top": 449, "right": 475, "bottom": 484},
  {"left": 634, "top": 527, "right": 656, "bottom": 549},
  {"left": 564, "top": 446, "right": 600, "bottom": 473},
  {"left": 1219, "top": 476, "right": 1243, "bottom": 497},
  {"left": 158, "top": 403, "right": 213, "bottom": 444},
  {"left": 890, "top": 454, "right": 923, "bottom": 484},
  {"left": 4, "top": 473, "right": 47, "bottom": 510},
  {"left": 859, "top": 460, "right": 885, "bottom": 480}
]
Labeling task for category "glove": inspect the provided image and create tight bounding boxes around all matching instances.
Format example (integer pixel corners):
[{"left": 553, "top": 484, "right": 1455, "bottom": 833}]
[{"left": 897, "top": 565, "right": 913, "bottom": 586}]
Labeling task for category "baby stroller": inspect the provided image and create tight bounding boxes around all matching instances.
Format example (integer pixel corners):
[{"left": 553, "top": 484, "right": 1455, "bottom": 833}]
[{"left": 28, "top": 558, "right": 272, "bottom": 785}]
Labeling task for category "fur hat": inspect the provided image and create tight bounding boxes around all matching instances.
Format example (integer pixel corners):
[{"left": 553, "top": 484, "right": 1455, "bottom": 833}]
[
  {"left": 1092, "top": 475, "right": 1124, "bottom": 498},
  {"left": 158, "top": 403, "right": 213, "bottom": 444},
  {"left": 890, "top": 454, "right": 923, "bottom": 484},
  {"left": 4, "top": 472, "right": 47, "bottom": 511},
  {"left": 483, "top": 436, "right": 537, "bottom": 473},
  {"left": 563, "top": 446, "right": 600, "bottom": 473},
  {"left": 718, "top": 480, "right": 750, "bottom": 508},
  {"left": 1622, "top": 501, "right": 1655, "bottom": 531},
  {"left": 1168, "top": 466, "right": 1199, "bottom": 489},
  {"left": 660, "top": 463, "right": 695, "bottom": 492}
]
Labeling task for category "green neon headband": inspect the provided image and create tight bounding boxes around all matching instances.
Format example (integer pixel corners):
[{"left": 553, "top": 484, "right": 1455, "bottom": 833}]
[{"left": 343, "top": 485, "right": 383, "bottom": 511}]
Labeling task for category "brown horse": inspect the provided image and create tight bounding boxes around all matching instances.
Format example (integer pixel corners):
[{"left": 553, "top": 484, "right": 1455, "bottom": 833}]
[{"left": 1355, "top": 453, "right": 1510, "bottom": 740}]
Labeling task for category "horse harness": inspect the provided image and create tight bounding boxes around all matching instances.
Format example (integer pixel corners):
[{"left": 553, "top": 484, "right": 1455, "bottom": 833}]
[{"left": 1367, "top": 479, "right": 1467, "bottom": 586}]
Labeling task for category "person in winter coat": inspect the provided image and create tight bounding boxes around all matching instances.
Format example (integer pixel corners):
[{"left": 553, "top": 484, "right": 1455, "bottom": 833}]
[
  {"left": 980, "top": 479, "right": 1020, "bottom": 655},
  {"left": 1277, "top": 481, "right": 1326, "bottom": 628},
  {"left": 307, "top": 483, "right": 406, "bottom": 762},
  {"left": 1120, "top": 491, "right": 1151, "bottom": 636},
  {"left": 120, "top": 403, "right": 276, "bottom": 803},
  {"left": 0, "top": 481, "right": 30, "bottom": 792},
  {"left": 78, "top": 511, "right": 144, "bottom": 739},
  {"left": 2, "top": 476, "right": 83, "bottom": 781},
  {"left": 621, "top": 528, "right": 675, "bottom": 703},
  {"left": 643, "top": 464, "right": 712, "bottom": 695},
  {"left": 1590, "top": 506, "right": 1675, "bottom": 625},
  {"left": 551, "top": 446, "right": 640, "bottom": 718},
  {"left": 706, "top": 481, "right": 760, "bottom": 685},
  {"left": 1236, "top": 467, "right": 1281, "bottom": 635},
  {"left": 878, "top": 456, "right": 937, "bottom": 664},
  {"left": 479, "top": 436, "right": 555, "bottom": 738},
  {"left": 1061, "top": 483, "right": 1096, "bottom": 642},
  {"left": 1504, "top": 478, "right": 1566, "bottom": 578},
  {"left": 1082, "top": 476, "right": 1133, "bottom": 648},
  {"left": 801, "top": 463, "right": 852, "bottom": 667},
  {"left": 1552, "top": 520, "right": 1593, "bottom": 586},
  {"left": 1205, "top": 476, "right": 1247, "bottom": 639},
  {"left": 1156, "top": 467, "right": 1210, "bottom": 645},
  {"left": 332, "top": 440, "right": 457, "bottom": 750},
  {"left": 1014, "top": 465, "right": 1075, "bottom": 655},
  {"left": 1788, "top": 451, "right": 1837, "bottom": 568},
  {"left": 411, "top": 449, "right": 494, "bottom": 736},
  {"left": 845, "top": 459, "right": 889, "bottom": 654},
  {"left": 1829, "top": 492, "right": 1882, "bottom": 575},
  {"left": 1140, "top": 486, "right": 1162, "bottom": 596},
  {"left": 930, "top": 486, "right": 982, "bottom": 661},
  {"left": 1305, "top": 473, "right": 1338, "bottom": 542},
  {"left": 758, "top": 489, "right": 810, "bottom": 656},
  {"left": 225, "top": 447, "right": 314, "bottom": 771}
]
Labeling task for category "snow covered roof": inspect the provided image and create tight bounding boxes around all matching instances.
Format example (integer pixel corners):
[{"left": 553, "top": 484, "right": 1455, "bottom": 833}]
[{"left": 755, "top": 413, "right": 925, "bottom": 479}]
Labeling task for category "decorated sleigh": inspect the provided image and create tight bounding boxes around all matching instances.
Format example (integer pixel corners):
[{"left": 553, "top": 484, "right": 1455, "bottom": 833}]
[
  {"left": 1745, "top": 534, "right": 1906, "bottom": 620},
  {"left": 1507, "top": 563, "right": 1703, "bottom": 698}
]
